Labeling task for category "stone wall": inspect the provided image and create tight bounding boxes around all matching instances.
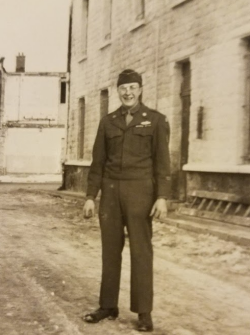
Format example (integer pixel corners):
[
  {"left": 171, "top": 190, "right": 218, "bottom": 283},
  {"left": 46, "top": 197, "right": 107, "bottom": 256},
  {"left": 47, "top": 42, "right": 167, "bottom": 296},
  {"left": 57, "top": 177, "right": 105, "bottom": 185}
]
[{"left": 66, "top": 0, "right": 250, "bottom": 200}]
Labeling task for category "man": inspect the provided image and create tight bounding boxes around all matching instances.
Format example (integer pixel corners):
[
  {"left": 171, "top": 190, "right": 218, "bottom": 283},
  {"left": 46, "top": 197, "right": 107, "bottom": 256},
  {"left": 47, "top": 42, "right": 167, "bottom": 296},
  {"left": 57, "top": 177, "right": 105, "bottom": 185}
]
[{"left": 83, "top": 69, "right": 171, "bottom": 332}]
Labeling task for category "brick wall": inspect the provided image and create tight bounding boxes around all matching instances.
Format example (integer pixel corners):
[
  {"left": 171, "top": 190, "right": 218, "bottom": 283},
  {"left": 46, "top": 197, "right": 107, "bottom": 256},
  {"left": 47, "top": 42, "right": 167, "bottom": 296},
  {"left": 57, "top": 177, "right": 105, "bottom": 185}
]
[{"left": 66, "top": 0, "right": 250, "bottom": 199}]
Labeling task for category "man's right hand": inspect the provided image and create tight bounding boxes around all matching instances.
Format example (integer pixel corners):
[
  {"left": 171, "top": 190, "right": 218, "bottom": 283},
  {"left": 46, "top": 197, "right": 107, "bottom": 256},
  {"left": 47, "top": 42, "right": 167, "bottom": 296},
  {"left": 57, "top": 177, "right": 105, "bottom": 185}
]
[{"left": 83, "top": 199, "right": 95, "bottom": 218}]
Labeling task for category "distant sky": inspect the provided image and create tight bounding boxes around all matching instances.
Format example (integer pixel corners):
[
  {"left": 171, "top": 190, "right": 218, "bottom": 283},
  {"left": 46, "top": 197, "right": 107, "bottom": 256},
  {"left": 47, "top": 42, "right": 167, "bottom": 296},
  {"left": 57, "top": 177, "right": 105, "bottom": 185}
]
[{"left": 0, "top": 0, "right": 71, "bottom": 72}]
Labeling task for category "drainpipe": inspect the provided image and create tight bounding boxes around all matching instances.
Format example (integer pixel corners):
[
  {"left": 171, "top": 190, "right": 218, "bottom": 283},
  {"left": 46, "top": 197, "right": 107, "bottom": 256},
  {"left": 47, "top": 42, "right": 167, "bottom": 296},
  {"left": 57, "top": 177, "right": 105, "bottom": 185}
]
[{"left": 65, "top": 4, "right": 73, "bottom": 160}]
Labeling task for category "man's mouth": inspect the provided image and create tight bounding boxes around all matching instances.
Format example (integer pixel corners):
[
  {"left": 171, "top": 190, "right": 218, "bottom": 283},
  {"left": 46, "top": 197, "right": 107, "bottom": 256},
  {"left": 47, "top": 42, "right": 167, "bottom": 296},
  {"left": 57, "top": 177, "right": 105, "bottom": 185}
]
[{"left": 123, "top": 96, "right": 134, "bottom": 101}]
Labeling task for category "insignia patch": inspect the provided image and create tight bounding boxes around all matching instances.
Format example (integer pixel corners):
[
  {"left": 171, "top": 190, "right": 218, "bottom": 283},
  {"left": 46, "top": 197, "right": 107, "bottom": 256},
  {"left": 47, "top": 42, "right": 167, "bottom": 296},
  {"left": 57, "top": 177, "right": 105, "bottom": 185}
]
[
  {"left": 140, "top": 120, "right": 151, "bottom": 126},
  {"left": 135, "top": 120, "right": 152, "bottom": 128}
]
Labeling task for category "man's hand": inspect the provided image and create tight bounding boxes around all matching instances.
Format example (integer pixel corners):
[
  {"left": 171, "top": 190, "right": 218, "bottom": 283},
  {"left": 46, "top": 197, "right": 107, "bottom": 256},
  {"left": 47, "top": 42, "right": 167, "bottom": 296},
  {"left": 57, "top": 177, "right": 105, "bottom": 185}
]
[
  {"left": 150, "top": 198, "right": 168, "bottom": 220},
  {"left": 83, "top": 199, "right": 95, "bottom": 218}
]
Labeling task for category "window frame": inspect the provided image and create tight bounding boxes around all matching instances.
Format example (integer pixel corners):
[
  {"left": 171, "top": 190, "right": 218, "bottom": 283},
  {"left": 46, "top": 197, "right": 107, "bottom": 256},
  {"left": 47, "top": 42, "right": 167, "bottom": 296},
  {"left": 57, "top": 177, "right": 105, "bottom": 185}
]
[
  {"left": 134, "top": 0, "right": 145, "bottom": 21},
  {"left": 80, "top": 0, "right": 89, "bottom": 57},
  {"left": 102, "top": 0, "right": 112, "bottom": 42},
  {"left": 128, "top": 0, "right": 146, "bottom": 32}
]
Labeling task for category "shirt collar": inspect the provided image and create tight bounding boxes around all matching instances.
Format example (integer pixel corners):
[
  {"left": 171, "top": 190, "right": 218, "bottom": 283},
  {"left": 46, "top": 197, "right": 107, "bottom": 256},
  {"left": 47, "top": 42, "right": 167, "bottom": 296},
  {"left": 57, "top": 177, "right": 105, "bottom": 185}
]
[{"left": 121, "top": 102, "right": 141, "bottom": 115}]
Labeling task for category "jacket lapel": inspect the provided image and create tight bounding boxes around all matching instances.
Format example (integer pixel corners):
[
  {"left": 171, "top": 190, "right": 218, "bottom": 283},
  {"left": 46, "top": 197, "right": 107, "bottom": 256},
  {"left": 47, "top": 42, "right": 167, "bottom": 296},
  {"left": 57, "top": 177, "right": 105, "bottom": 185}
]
[{"left": 109, "top": 107, "right": 127, "bottom": 131}]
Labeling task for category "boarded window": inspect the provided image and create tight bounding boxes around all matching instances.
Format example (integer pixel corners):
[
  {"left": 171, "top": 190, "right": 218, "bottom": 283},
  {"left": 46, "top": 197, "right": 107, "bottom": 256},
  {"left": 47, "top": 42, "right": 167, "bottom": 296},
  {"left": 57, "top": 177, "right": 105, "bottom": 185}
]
[
  {"left": 197, "top": 106, "right": 204, "bottom": 139},
  {"left": 81, "top": 0, "right": 89, "bottom": 55},
  {"left": 60, "top": 82, "right": 66, "bottom": 104},
  {"left": 78, "top": 97, "right": 85, "bottom": 159},
  {"left": 134, "top": 0, "right": 145, "bottom": 20},
  {"left": 100, "top": 89, "right": 109, "bottom": 118},
  {"left": 103, "top": 0, "right": 112, "bottom": 41}
]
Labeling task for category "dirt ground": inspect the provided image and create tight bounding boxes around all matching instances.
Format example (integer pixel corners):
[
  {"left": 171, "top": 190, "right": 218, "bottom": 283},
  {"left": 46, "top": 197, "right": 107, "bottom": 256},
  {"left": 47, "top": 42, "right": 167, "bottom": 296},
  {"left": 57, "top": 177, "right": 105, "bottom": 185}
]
[{"left": 0, "top": 184, "right": 250, "bottom": 335}]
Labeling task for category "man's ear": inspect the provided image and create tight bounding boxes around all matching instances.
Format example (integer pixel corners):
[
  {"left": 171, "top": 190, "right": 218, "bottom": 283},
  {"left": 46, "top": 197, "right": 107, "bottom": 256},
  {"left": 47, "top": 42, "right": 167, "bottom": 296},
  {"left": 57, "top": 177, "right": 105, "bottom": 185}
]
[{"left": 139, "top": 89, "right": 143, "bottom": 102}]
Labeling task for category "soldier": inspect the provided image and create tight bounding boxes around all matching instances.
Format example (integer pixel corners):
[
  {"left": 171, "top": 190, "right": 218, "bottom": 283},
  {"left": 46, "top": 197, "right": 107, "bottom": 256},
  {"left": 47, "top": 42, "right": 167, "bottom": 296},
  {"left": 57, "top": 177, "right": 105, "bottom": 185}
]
[{"left": 83, "top": 69, "right": 171, "bottom": 332}]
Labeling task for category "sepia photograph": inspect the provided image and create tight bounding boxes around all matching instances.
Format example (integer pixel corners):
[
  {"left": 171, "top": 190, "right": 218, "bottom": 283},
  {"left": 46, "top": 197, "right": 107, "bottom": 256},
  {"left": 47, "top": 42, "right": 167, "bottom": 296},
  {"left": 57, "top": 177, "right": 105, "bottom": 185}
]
[{"left": 0, "top": 1, "right": 250, "bottom": 334}]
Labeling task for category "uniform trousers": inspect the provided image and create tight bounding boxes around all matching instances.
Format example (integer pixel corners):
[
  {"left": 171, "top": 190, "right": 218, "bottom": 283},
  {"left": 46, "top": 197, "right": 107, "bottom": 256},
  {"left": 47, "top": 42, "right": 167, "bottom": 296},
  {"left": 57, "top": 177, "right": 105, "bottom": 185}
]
[{"left": 98, "top": 178, "right": 155, "bottom": 313}]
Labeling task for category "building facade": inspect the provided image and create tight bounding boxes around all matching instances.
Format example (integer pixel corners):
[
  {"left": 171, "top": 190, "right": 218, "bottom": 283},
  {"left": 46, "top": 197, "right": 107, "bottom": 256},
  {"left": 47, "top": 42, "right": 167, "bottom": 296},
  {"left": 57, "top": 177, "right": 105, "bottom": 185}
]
[
  {"left": 0, "top": 56, "right": 68, "bottom": 175},
  {"left": 64, "top": 0, "right": 250, "bottom": 223}
]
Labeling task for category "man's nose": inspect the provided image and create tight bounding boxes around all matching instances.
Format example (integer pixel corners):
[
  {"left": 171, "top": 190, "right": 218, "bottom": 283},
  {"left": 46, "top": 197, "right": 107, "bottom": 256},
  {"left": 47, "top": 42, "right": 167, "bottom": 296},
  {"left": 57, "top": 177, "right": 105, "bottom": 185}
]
[{"left": 124, "top": 87, "right": 132, "bottom": 93}]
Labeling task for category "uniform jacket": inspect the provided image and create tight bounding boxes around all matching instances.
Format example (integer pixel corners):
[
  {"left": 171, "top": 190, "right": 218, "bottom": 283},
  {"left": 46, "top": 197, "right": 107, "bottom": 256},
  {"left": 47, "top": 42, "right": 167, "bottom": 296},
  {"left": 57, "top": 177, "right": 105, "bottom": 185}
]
[{"left": 87, "top": 103, "right": 171, "bottom": 199}]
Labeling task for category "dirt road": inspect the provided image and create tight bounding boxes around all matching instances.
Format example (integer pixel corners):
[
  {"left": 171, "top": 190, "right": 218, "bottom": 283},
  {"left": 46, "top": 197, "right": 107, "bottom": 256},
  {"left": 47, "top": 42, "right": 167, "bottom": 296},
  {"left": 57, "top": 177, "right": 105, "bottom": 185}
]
[{"left": 0, "top": 185, "right": 250, "bottom": 335}]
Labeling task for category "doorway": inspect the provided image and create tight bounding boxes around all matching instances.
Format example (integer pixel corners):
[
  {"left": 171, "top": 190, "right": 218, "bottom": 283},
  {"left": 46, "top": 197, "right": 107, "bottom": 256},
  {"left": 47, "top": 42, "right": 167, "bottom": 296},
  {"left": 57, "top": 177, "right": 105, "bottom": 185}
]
[
  {"left": 178, "top": 61, "right": 191, "bottom": 201},
  {"left": 78, "top": 97, "right": 85, "bottom": 159}
]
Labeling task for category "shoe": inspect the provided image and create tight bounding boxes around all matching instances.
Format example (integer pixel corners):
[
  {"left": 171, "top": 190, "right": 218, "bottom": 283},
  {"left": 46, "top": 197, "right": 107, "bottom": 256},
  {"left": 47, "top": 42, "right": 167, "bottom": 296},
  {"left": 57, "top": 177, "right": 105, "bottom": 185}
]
[
  {"left": 83, "top": 307, "right": 119, "bottom": 323},
  {"left": 138, "top": 313, "right": 153, "bottom": 332}
]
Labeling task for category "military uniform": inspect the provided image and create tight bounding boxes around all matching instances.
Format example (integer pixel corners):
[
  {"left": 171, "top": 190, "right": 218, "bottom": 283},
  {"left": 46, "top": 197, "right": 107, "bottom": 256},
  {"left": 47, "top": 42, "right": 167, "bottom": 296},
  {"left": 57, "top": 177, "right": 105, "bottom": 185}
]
[{"left": 86, "top": 102, "right": 171, "bottom": 313}]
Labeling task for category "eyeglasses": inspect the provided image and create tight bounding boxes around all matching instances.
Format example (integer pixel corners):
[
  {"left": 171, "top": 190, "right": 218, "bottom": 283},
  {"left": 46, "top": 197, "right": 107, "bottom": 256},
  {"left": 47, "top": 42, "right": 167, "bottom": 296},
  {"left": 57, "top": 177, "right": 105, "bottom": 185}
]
[{"left": 118, "top": 84, "right": 141, "bottom": 93}]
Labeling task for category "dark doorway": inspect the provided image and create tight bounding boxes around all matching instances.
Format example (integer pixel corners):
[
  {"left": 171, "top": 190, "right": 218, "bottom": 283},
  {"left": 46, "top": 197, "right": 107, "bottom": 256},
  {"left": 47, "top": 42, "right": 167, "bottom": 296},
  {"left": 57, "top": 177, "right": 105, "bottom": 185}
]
[
  {"left": 60, "top": 82, "right": 67, "bottom": 104},
  {"left": 100, "top": 89, "right": 109, "bottom": 118},
  {"left": 179, "top": 61, "right": 191, "bottom": 201},
  {"left": 78, "top": 97, "right": 85, "bottom": 159}
]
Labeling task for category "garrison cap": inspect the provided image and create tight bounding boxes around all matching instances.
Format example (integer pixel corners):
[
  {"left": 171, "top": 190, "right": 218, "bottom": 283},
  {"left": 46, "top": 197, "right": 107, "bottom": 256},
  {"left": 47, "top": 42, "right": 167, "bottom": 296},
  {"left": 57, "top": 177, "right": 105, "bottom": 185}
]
[{"left": 117, "top": 69, "right": 142, "bottom": 87}]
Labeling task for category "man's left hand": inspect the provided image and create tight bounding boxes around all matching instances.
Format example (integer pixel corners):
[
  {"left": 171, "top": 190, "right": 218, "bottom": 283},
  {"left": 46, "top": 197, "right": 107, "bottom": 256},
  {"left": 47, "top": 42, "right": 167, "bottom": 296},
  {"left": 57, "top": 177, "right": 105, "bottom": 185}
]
[{"left": 150, "top": 198, "right": 168, "bottom": 220}]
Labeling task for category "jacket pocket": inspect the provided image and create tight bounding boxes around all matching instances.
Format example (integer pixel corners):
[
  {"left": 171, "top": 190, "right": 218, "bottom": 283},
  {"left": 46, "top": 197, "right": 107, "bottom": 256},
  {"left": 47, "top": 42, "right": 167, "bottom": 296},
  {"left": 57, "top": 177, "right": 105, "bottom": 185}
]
[
  {"left": 133, "top": 127, "right": 153, "bottom": 137},
  {"left": 106, "top": 128, "right": 123, "bottom": 155},
  {"left": 132, "top": 127, "right": 153, "bottom": 155},
  {"left": 106, "top": 128, "right": 123, "bottom": 138}
]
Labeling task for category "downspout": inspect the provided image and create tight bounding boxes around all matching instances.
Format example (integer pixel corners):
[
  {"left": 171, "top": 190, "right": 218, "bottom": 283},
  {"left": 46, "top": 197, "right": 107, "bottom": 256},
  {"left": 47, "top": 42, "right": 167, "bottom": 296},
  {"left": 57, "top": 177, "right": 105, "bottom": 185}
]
[
  {"left": 65, "top": 3, "right": 73, "bottom": 160},
  {"left": 60, "top": 3, "right": 72, "bottom": 190}
]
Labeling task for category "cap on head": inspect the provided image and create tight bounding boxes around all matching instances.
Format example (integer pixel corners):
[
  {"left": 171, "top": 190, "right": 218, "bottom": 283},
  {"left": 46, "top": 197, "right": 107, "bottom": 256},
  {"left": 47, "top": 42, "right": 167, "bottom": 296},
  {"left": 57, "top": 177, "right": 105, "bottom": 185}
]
[{"left": 117, "top": 69, "right": 142, "bottom": 87}]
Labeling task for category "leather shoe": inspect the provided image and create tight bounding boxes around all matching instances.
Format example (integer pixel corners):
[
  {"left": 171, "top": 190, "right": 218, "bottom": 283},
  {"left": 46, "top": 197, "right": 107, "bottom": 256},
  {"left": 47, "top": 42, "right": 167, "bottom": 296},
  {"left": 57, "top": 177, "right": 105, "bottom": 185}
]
[
  {"left": 83, "top": 307, "right": 119, "bottom": 323},
  {"left": 138, "top": 313, "right": 153, "bottom": 332}
]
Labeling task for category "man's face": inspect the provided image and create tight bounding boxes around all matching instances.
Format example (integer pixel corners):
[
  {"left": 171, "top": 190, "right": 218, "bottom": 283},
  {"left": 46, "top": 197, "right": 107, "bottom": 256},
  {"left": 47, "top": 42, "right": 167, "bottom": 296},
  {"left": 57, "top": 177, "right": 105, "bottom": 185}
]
[{"left": 117, "top": 82, "right": 142, "bottom": 108}]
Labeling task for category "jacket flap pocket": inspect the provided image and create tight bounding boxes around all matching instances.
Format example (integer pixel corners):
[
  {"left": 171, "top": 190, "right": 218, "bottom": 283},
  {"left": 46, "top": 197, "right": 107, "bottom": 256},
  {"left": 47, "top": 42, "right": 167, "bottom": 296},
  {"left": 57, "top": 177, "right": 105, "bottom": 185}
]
[
  {"left": 133, "top": 127, "right": 153, "bottom": 136},
  {"left": 106, "top": 128, "right": 123, "bottom": 138}
]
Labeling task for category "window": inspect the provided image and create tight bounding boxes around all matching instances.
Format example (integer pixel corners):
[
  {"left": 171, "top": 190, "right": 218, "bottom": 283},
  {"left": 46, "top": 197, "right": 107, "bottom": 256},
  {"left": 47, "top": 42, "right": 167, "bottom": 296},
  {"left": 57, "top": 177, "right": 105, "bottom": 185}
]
[
  {"left": 103, "top": 0, "right": 112, "bottom": 41},
  {"left": 134, "top": 0, "right": 145, "bottom": 21},
  {"left": 197, "top": 106, "right": 204, "bottom": 139},
  {"left": 60, "top": 82, "right": 67, "bottom": 104},
  {"left": 78, "top": 97, "right": 85, "bottom": 159},
  {"left": 81, "top": 0, "right": 89, "bottom": 55},
  {"left": 100, "top": 89, "right": 109, "bottom": 118},
  {"left": 129, "top": 0, "right": 146, "bottom": 31}
]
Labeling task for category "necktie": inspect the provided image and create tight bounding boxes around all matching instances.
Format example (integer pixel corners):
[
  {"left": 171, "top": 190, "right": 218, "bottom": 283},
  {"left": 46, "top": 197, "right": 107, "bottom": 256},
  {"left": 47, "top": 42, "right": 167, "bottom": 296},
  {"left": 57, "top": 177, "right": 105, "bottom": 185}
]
[{"left": 126, "top": 111, "right": 133, "bottom": 125}]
